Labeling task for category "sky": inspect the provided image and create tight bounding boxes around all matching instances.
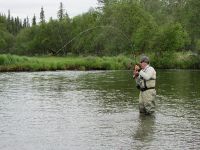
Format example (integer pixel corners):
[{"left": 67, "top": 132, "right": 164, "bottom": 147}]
[{"left": 0, "top": 0, "right": 98, "bottom": 21}]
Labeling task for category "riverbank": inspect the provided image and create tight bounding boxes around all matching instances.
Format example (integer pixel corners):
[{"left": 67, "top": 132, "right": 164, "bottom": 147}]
[
  {"left": 0, "top": 54, "right": 134, "bottom": 72},
  {"left": 0, "top": 52, "right": 199, "bottom": 72}
]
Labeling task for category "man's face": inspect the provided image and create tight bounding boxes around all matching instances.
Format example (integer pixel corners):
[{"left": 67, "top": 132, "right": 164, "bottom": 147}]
[{"left": 140, "top": 61, "right": 147, "bottom": 69}]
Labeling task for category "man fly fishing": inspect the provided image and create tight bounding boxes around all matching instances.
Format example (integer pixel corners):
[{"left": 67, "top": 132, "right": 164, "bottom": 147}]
[{"left": 133, "top": 55, "right": 156, "bottom": 115}]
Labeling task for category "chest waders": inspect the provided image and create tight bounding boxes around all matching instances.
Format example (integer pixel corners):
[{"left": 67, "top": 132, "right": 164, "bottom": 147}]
[
  {"left": 140, "top": 77, "right": 156, "bottom": 91},
  {"left": 138, "top": 67, "right": 156, "bottom": 115}
]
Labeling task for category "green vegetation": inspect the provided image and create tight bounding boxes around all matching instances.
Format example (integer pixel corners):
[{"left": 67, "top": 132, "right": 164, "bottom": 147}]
[
  {"left": 0, "top": 0, "right": 200, "bottom": 71},
  {"left": 0, "top": 54, "right": 134, "bottom": 71},
  {"left": 0, "top": 53, "right": 199, "bottom": 72},
  {"left": 150, "top": 51, "right": 200, "bottom": 69}
]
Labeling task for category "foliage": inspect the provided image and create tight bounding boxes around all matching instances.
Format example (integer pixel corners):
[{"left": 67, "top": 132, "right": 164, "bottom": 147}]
[
  {"left": 70, "top": 10, "right": 100, "bottom": 55},
  {"left": 0, "top": 54, "right": 199, "bottom": 72},
  {"left": 152, "top": 23, "right": 189, "bottom": 54},
  {"left": 32, "top": 14, "right": 36, "bottom": 26},
  {"left": 0, "top": 0, "right": 199, "bottom": 66},
  {"left": 14, "top": 26, "right": 39, "bottom": 55},
  {"left": 0, "top": 26, "right": 15, "bottom": 53},
  {"left": 0, "top": 54, "right": 135, "bottom": 71},
  {"left": 149, "top": 51, "right": 200, "bottom": 69},
  {"left": 184, "top": 0, "right": 200, "bottom": 51},
  {"left": 15, "top": 19, "right": 71, "bottom": 55},
  {"left": 40, "top": 7, "right": 45, "bottom": 24}
]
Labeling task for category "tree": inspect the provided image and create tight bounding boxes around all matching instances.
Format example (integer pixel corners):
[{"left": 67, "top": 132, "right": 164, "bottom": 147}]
[
  {"left": 0, "top": 25, "right": 14, "bottom": 53},
  {"left": 184, "top": 0, "right": 200, "bottom": 51},
  {"left": 97, "top": 0, "right": 119, "bottom": 11},
  {"left": 97, "top": 0, "right": 117, "bottom": 6},
  {"left": 101, "top": 2, "right": 157, "bottom": 53},
  {"left": 32, "top": 14, "right": 36, "bottom": 26},
  {"left": 57, "top": 2, "right": 64, "bottom": 21},
  {"left": 40, "top": 7, "right": 45, "bottom": 24},
  {"left": 15, "top": 26, "right": 39, "bottom": 55},
  {"left": 134, "top": 22, "right": 157, "bottom": 53},
  {"left": 152, "top": 23, "right": 189, "bottom": 55},
  {"left": 70, "top": 10, "right": 100, "bottom": 55},
  {"left": 23, "top": 18, "right": 27, "bottom": 27},
  {"left": 15, "top": 18, "right": 72, "bottom": 55},
  {"left": 26, "top": 17, "right": 30, "bottom": 27},
  {"left": 64, "top": 11, "right": 70, "bottom": 23},
  {"left": 7, "top": 10, "right": 11, "bottom": 21}
]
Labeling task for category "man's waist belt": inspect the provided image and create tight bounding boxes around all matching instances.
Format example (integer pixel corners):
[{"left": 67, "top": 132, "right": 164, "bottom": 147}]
[{"left": 140, "top": 87, "right": 155, "bottom": 92}]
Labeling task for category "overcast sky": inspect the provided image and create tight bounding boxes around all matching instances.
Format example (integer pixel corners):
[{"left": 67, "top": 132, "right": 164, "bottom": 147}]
[{"left": 0, "top": 0, "right": 98, "bottom": 21}]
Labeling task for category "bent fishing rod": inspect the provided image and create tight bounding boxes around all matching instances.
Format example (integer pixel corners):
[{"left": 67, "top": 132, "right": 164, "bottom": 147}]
[{"left": 55, "top": 25, "right": 137, "bottom": 78}]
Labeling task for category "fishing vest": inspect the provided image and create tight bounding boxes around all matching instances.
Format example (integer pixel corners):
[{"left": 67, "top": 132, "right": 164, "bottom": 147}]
[{"left": 137, "top": 66, "right": 156, "bottom": 92}]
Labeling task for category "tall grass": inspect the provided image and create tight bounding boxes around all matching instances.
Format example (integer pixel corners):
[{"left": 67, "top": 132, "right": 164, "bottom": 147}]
[
  {"left": 0, "top": 53, "right": 199, "bottom": 72},
  {"left": 0, "top": 54, "right": 134, "bottom": 72}
]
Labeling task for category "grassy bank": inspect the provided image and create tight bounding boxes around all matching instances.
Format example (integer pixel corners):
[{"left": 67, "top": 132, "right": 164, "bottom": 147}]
[
  {"left": 0, "top": 54, "right": 134, "bottom": 72},
  {"left": 0, "top": 52, "right": 199, "bottom": 72}
]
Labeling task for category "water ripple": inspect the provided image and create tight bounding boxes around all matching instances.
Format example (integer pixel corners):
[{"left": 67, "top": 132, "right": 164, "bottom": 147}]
[{"left": 0, "top": 71, "right": 200, "bottom": 150}]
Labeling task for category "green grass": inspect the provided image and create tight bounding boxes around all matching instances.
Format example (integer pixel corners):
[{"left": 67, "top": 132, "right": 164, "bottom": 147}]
[
  {"left": 0, "top": 52, "right": 199, "bottom": 72},
  {"left": 0, "top": 54, "right": 134, "bottom": 72}
]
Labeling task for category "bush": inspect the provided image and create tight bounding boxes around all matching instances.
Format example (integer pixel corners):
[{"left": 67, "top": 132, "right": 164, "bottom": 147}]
[{"left": 152, "top": 23, "right": 189, "bottom": 54}]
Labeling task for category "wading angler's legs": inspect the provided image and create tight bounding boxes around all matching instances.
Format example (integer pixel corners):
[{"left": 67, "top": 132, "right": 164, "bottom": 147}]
[{"left": 139, "top": 90, "right": 156, "bottom": 115}]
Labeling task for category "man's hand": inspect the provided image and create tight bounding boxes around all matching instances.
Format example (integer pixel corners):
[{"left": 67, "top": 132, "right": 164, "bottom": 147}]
[
  {"left": 133, "top": 64, "right": 141, "bottom": 78},
  {"left": 134, "top": 65, "right": 140, "bottom": 71}
]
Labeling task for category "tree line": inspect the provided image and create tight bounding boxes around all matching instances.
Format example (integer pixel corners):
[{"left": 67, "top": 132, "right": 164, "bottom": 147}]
[{"left": 0, "top": 0, "right": 199, "bottom": 56}]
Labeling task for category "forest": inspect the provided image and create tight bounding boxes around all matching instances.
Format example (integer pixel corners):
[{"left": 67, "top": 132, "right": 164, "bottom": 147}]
[{"left": 0, "top": 0, "right": 199, "bottom": 59}]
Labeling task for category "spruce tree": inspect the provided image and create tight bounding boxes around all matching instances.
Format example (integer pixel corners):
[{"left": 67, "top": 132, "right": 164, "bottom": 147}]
[
  {"left": 57, "top": 2, "right": 64, "bottom": 21},
  {"left": 32, "top": 14, "right": 36, "bottom": 26},
  {"left": 7, "top": 10, "right": 11, "bottom": 21},
  {"left": 40, "top": 7, "right": 45, "bottom": 24},
  {"left": 65, "top": 11, "right": 70, "bottom": 22},
  {"left": 26, "top": 17, "right": 30, "bottom": 27},
  {"left": 23, "top": 18, "right": 27, "bottom": 27}
]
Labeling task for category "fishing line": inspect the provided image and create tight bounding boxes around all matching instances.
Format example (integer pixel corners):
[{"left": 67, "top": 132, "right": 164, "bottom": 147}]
[
  {"left": 56, "top": 25, "right": 135, "bottom": 57},
  {"left": 56, "top": 25, "right": 137, "bottom": 79}
]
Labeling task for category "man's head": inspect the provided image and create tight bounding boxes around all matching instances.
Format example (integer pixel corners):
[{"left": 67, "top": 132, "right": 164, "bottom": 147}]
[{"left": 140, "top": 55, "right": 149, "bottom": 69}]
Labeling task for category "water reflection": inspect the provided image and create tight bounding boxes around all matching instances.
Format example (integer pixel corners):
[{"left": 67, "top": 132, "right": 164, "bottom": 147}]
[{"left": 134, "top": 114, "right": 155, "bottom": 142}]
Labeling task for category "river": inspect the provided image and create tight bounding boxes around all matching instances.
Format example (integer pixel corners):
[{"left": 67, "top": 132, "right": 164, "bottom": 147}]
[{"left": 0, "top": 70, "right": 200, "bottom": 150}]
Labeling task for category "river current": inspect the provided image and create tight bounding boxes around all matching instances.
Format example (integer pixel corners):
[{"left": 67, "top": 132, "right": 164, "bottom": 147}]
[{"left": 0, "top": 70, "right": 199, "bottom": 150}]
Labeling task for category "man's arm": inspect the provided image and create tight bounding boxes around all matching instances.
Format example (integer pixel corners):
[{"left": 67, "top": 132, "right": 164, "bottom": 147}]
[{"left": 139, "top": 67, "right": 155, "bottom": 80}]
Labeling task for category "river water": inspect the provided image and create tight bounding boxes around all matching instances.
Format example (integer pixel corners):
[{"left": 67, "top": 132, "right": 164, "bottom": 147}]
[{"left": 0, "top": 70, "right": 199, "bottom": 150}]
